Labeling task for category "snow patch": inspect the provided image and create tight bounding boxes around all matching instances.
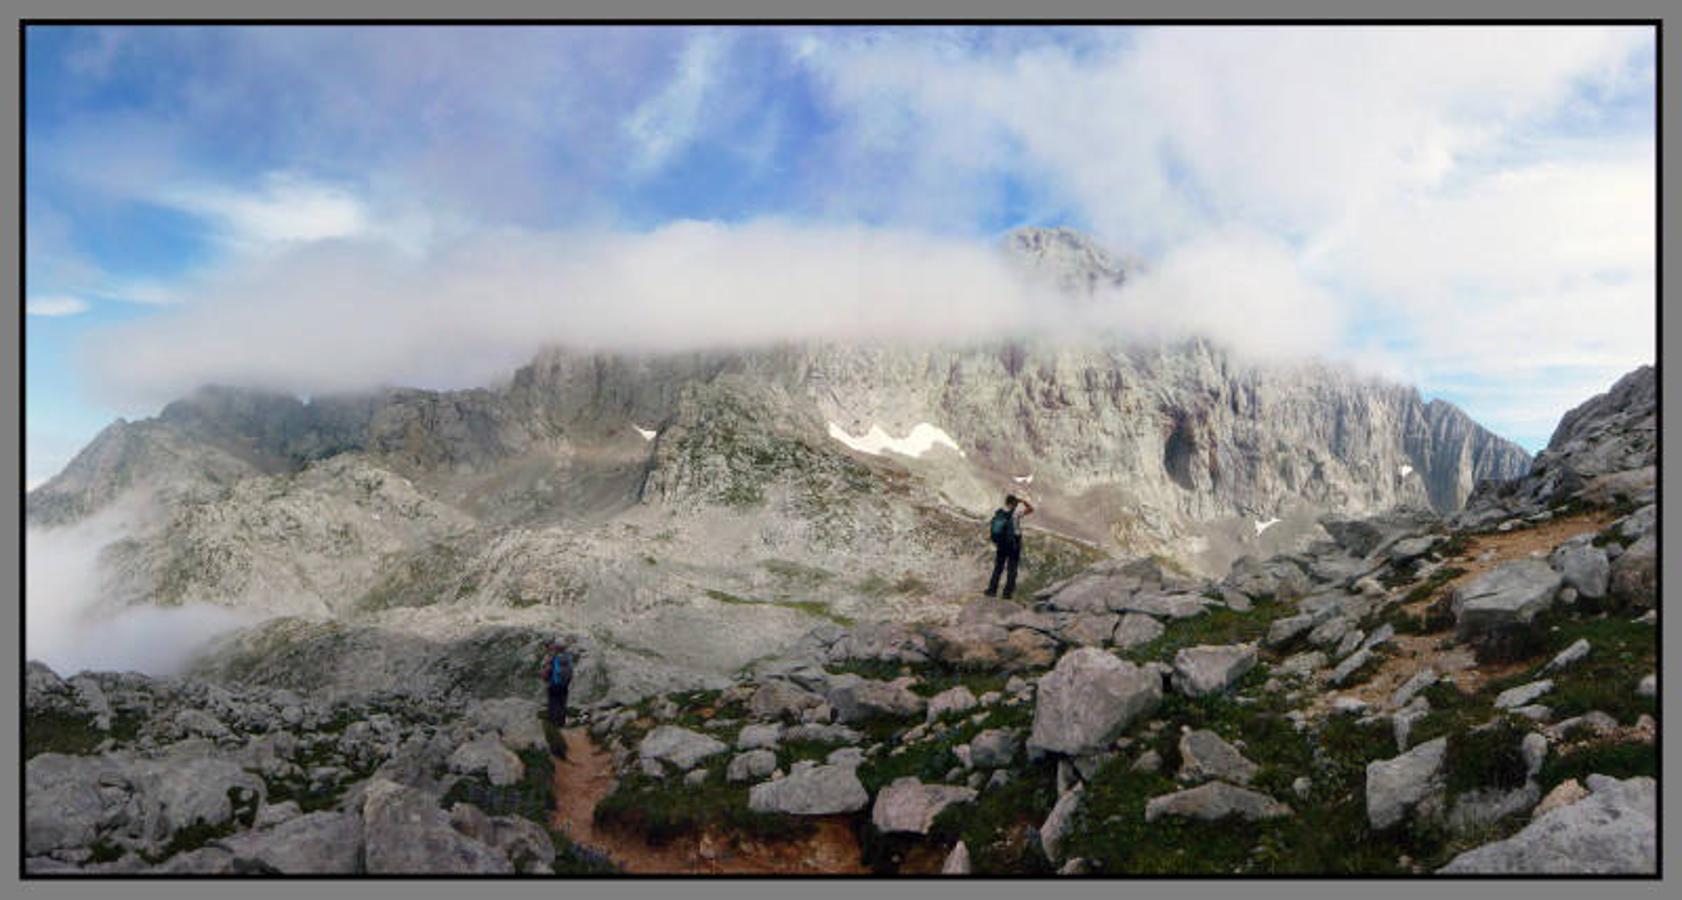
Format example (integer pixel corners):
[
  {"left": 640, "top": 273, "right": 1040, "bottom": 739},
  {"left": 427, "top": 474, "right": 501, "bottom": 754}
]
[
  {"left": 634, "top": 424, "right": 658, "bottom": 442},
  {"left": 1399, "top": 464, "right": 1414, "bottom": 477},
  {"left": 827, "top": 422, "right": 966, "bottom": 459},
  {"left": 1254, "top": 517, "right": 1281, "bottom": 536},
  {"left": 1013, "top": 473, "right": 1034, "bottom": 484}
]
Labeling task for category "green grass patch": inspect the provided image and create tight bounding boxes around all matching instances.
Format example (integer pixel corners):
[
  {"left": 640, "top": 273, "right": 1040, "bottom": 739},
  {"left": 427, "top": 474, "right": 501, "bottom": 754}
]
[
  {"left": 1537, "top": 740, "right": 1657, "bottom": 792},
  {"left": 592, "top": 768, "right": 803, "bottom": 847},
  {"left": 1443, "top": 717, "right": 1530, "bottom": 797},
  {"left": 927, "top": 761, "right": 1057, "bottom": 875},
  {"left": 24, "top": 708, "right": 104, "bottom": 759},
  {"left": 704, "top": 588, "right": 855, "bottom": 626},
  {"left": 1120, "top": 599, "right": 1290, "bottom": 664},
  {"left": 1403, "top": 566, "right": 1466, "bottom": 606}
]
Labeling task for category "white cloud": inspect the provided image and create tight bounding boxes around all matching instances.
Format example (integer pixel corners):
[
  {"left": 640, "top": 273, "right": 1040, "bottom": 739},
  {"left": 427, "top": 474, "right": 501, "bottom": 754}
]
[
  {"left": 85, "top": 218, "right": 1347, "bottom": 408},
  {"left": 26, "top": 295, "right": 89, "bottom": 317},
  {"left": 625, "top": 31, "right": 727, "bottom": 173},
  {"left": 155, "top": 172, "right": 370, "bottom": 249}
]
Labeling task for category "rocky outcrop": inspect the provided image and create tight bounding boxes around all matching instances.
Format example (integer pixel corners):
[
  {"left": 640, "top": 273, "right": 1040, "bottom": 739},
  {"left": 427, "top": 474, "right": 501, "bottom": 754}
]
[{"left": 1438, "top": 775, "right": 1656, "bottom": 874}]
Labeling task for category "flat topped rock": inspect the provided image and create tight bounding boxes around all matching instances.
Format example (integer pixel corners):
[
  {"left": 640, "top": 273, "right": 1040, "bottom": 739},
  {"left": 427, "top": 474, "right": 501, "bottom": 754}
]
[
  {"left": 638, "top": 725, "right": 728, "bottom": 772},
  {"left": 1144, "top": 781, "right": 1291, "bottom": 823},
  {"left": 871, "top": 777, "right": 978, "bottom": 835},
  {"left": 1453, "top": 559, "right": 1563, "bottom": 638},
  {"left": 1028, "top": 647, "right": 1162, "bottom": 757},
  {"left": 1177, "top": 729, "right": 1259, "bottom": 786},
  {"left": 748, "top": 763, "right": 869, "bottom": 815},
  {"left": 1170, "top": 644, "right": 1258, "bottom": 697}
]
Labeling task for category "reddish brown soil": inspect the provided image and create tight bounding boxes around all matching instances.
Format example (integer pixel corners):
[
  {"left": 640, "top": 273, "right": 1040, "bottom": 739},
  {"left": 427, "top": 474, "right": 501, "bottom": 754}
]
[
  {"left": 1307, "top": 510, "right": 1617, "bottom": 714},
  {"left": 549, "top": 728, "right": 869, "bottom": 875}
]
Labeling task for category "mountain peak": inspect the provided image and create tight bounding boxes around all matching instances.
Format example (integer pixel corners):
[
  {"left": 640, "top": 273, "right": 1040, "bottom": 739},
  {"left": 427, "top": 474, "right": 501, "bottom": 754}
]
[{"left": 1002, "top": 226, "right": 1131, "bottom": 295}]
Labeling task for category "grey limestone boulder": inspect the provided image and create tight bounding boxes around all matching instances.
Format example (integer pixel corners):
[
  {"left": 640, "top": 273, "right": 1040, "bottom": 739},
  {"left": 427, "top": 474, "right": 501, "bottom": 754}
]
[
  {"left": 1452, "top": 560, "right": 1562, "bottom": 640},
  {"left": 637, "top": 725, "right": 728, "bottom": 772},
  {"left": 1366, "top": 737, "right": 1447, "bottom": 830},
  {"left": 1144, "top": 781, "right": 1291, "bottom": 823},
  {"left": 215, "top": 811, "right": 363, "bottom": 874},
  {"left": 871, "top": 777, "right": 977, "bottom": 835},
  {"left": 1170, "top": 644, "right": 1257, "bottom": 697},
  {"left": 1028, "top": 648, "right": 1162, "bottom": 756},
  {"left": 748, "top": 763, "right": 869, "bottom": 815},
  {"left": 1437, "top": 775, "right": 1655, "bottom": 874},
  {"left": 1177, "top": 729, "right": 1259, "bottom": 786},
  {"left": 361, "top": 779, "right": 512, "bottom": 874}
]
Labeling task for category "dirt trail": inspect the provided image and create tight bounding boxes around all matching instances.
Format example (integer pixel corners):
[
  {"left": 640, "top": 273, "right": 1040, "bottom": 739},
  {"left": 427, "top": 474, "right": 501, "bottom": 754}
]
[
  {"left": 549, "top": 728, "right": 868, "bottom": 875},
  {"left": 1308, "top": 510, "right": 1617, "bottom": 714}
]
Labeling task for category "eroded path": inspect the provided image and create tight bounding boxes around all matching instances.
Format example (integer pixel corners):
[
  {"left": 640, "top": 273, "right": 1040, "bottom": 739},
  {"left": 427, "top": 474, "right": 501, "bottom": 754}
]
[{"left": 549, "top": 727, "right": 868, "bottom": 875}]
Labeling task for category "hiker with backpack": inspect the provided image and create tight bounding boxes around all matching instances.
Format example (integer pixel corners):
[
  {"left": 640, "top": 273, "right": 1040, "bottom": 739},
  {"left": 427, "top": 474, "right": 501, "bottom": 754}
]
[
  {"left": 540, "top": 639, "right": 576, "bottom": 728},
  {"left": 985, "top": 493, "right": 1034, "bottom": 599}
]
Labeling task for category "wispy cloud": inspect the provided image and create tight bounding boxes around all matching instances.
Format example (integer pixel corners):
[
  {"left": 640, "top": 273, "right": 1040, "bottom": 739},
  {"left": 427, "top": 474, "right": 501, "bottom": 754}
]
[
  {"left": 625, "top": 31, "right": 728, "bottom": 173},
  {"left": 25, "top": 295, "right": 89, "bottom": 317}
]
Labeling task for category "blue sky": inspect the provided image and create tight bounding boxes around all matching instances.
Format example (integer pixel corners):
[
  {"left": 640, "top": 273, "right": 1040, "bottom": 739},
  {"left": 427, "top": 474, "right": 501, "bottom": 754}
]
[{"left": 24, "top": 25, "right": 1657, "bottom": 486}]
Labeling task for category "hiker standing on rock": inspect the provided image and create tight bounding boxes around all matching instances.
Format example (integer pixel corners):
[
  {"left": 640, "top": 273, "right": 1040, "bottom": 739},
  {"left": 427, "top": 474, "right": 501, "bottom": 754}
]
[
  {"left": 540, "top": 639, "right": 576, "bottom": 728},
  {"left": 985, "top": 493, "right": 1034, "bottom": 600}
]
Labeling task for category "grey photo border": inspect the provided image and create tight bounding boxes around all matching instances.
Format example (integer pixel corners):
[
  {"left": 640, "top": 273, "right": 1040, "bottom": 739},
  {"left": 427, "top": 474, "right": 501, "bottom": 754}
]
[{"left": 0, "top": 0, "right": 1671, "bottom": 898}]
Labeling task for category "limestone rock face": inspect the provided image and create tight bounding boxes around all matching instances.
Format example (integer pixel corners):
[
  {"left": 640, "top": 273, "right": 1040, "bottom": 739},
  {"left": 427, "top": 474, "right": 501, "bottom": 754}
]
[
  {"left": 1438, "top": 775, "right": 1655, "bottom": 874},
  {"left": 1028, "top": 648, "right": 1162, "bottom": 756}
]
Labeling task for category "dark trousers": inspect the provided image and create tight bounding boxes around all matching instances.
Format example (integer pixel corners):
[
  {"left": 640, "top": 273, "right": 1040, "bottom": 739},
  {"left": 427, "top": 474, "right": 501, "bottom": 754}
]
[
  {"left": 547, "top": 684, "right": 569, "bottom": 727},
  {"left": 986, "top": 539, "right": 1021, "bottom": 598}
]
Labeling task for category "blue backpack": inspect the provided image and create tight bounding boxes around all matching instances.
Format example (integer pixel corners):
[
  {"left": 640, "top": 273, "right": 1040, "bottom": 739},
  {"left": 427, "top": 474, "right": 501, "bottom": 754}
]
[
  {"left": 989, "top": 509, "right": 1014, "bottom": 545},
  {"left": 548, "top": 651, "right": 574, "bottom": 688}
]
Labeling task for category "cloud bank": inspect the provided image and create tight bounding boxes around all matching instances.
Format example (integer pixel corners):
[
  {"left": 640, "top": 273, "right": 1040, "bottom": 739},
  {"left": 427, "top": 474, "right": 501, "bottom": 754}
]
[{"left": 30, "top": 25, "right": 1657, "bottom": 450}]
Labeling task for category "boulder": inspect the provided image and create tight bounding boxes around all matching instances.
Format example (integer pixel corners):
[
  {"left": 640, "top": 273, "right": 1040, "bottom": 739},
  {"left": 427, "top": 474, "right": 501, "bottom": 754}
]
[
  {"left": 1028, "top": 648, "right": 1162, "bottom": 757},
  {"left": 361, "top": 779, "right": 512, "bottom": 874},
  {"left": 1365, "top": 737, "right": 1447, "bottom": 830},
  {"left": 1170, "top": 644, "right": 1257, "bottom": 697},
  {"left": 736, "top": 723, "right": 782, "bottom": 751},
  {"left": 1046, "top": 573, "right": 1129, "bottom": 613},
  {"left": 215, "top": 811, "right": 363, "bottom": 874},
  {"left": 1265, "top": 615, "right": 1316, "bottom": 648},
  {"left": 749, "top": 682, "right": 827, "bottom": 722},
  {"left": 1114, "top": 592, "right": 1208, "bottom": 620},
  {"left": 1540, "top": 640, "right": 1590, "bottom": 674},
  {"left": 1177, "top": 730, "right": 1259, "bottom": 786},
  {"left": 1111, "top": 614, "right": 1165, "bottom": 650},
  {"left": 826, "top": 676, "right": 926, "bottom": 724},
  {"left": 926, "top": 686, "right": 978, "bottom": 723},
  {"left": 871, "top": 777, "right": 978, "bottom": 835},
  {"left": 1453, "top": 560, "right": 1562, "bottom": 640},
  {"left": 1437, "top": 775, "right": 1655, "bottom": 874},
  {"left": 1059, "top": 613, "right": 1121, "bottom": 647},
  {"left": 1532, "top": 779, "right": 1589, "bottom": 819},
  {"left": 1320, "top": 509, "right": 1439, "bottom": 558},
  {"left": 970, "top": 729, "right": 1020, "bottom": 769},
  {"left": 1326, "top": 648, "right": 1374, "bottom": 688},
  {"left": 637, "top": 726, "right": 728, "bottom": 772},
  {"left": 1448, "top": 782, "right": 1541, "bottom": 833},
  {"left": 942, "top": 840, "right": 971, "bottom": 874},
  {"left": 747, "top": 763, "right": 869, "bottom": 815},
  {"left": 824, "top": 621, "right": 928, "bottom": 665},
  {"left": 1144, "top": 782, "right": 1292, "bottom": 823},
  {"left": 1493, "top": 680, "right": 1554, "bottom": 710},
  {"left": 1549, "top": 542, "right": 1610, "bottom": 600},
  {"left": 1390, "top": 668, "right": 1437, "bottom": 710},
  {"left": 468, "top": 698, "right": 547, "bottom": 754},
  {"left": 1608, "top": 532, "right": 1656, "bottom": 605},
  {"left": 448, "top": 733, "right": 524, "bottom": 787},
  {"left": 727, "top": 749, "right": 778, "bottom": 783},
  {"left": 1039, "top": 785, "right": 1084, "bottom": 864}
]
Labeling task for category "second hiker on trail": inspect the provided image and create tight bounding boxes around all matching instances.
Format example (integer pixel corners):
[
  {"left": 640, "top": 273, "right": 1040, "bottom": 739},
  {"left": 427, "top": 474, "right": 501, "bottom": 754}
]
[
  {"left": 985, "top": 493, "right": 1034, "bottom": 600},
  {"left": 540, "top": 638, "right": 576, "bottom": 731}
]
